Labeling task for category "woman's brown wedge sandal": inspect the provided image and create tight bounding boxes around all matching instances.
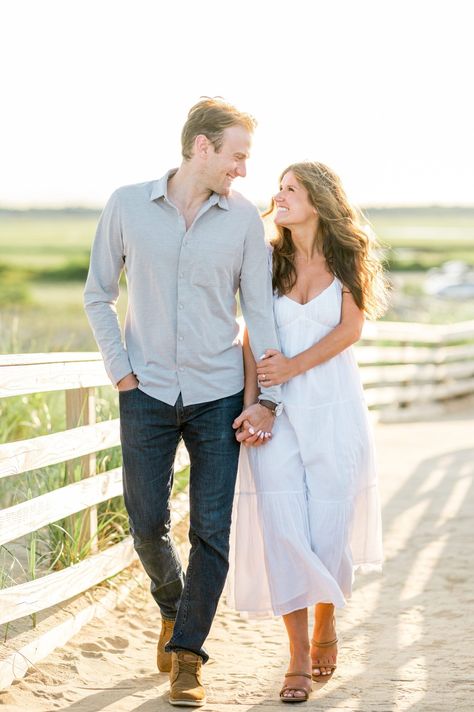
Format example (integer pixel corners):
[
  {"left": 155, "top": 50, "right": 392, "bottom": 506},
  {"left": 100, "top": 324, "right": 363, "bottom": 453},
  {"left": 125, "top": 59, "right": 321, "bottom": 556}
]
[{"left": 279, "top": 671, "right": 312, "bottom": 703}]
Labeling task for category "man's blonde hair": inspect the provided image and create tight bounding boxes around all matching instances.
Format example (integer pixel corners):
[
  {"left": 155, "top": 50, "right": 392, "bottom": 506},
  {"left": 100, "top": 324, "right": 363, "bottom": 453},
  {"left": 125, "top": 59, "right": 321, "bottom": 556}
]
[{"left": 181, "top": 98, "right": 256, "bottom": 160}]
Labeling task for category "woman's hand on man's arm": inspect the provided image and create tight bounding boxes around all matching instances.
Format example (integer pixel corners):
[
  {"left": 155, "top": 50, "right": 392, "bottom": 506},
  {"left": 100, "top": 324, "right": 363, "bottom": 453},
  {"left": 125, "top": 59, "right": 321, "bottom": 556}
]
[{"left": 256, "top": 350, "right": 299, "bottom": 387}]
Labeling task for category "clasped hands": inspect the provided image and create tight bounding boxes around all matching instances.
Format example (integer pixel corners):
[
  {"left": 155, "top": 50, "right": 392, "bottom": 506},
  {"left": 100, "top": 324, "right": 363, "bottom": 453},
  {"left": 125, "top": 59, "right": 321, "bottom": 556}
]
[{"left": 233, "top": 402, "right": 275, "bottom": 448}]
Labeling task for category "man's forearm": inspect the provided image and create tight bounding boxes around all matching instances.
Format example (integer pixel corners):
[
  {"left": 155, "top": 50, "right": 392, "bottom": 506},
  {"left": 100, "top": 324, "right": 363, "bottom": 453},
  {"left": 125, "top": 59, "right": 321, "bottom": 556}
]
[
  {"left": 243, "top": 328, "right": 260, "bottom": 407},
  {"left": 84, "top": 297, "right": 132, "bottom": 385},
  {"left": 84, "top": 189, "right": 132, "bottom": 386},
  {"left": 240, "top": 297, "right": 282, "bottom": 405}
]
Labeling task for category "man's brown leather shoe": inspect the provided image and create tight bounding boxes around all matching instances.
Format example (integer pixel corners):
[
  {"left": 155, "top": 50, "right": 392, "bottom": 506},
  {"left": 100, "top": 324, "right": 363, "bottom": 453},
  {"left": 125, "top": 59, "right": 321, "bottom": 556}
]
[
  {"left": 169, "top": 650, "right": 206, "bottom": 707},
  {"left": 157, "top": 618, "right": 175, "bottom": 673}
]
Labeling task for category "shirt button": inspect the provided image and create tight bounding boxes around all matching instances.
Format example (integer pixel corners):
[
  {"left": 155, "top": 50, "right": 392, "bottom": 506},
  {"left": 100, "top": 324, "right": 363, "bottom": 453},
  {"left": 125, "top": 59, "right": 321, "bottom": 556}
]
[
  {"left": 179, "top": 367, "right": 185, "bottom": 372},
  {"left": 179, "top": 304, "right": 184, "bottom": 310},
  {"left": 179, "top": 272, "right": 184, "bottom": 278},
  {"left": 178, "top": 336, "right": 184, "bottom": 341}
]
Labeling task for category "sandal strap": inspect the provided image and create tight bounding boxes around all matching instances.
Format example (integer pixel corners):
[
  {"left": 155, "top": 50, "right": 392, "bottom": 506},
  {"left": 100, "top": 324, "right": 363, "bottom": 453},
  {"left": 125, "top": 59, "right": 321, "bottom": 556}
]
[
  {"left": 284, "top": 672, "right": 312, "bottom": 679},
  {"left": 311, "top": 637, "right": 338, "bottom": 648}
]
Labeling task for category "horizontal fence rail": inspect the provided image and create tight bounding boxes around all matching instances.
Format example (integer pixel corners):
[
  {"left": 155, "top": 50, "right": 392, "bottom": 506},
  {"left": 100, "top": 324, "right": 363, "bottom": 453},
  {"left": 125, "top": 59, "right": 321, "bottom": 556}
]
[
  {"left": 0, "top": 318, "right": 473, "bottom": 685},
  {"left": 0, "top": 539, "right": 136, "bottom": 626},
  {"left": 356, "top": 319, "right": 474, "bottom": 417},
  {"left": 0, "top": 467, "right": 123, "bottom": 547},
  {"left": 0, "top": 419, "right": 119, "bottom": 480},
  {"left": 0, "top": 352, "right": 108, "bottom": 398}
]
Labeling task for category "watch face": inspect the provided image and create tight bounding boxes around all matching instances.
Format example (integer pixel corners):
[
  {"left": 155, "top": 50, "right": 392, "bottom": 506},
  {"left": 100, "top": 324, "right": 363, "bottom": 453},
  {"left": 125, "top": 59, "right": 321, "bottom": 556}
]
[{"left": 275, "top": 403, "right": 284, "bottom": 416}]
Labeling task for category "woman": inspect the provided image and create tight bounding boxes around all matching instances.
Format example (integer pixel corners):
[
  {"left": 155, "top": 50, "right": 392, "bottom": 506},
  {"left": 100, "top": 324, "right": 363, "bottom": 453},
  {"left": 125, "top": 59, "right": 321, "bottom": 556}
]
[{"left": 227, "top": 162, "right": 388, "bottom": 702}]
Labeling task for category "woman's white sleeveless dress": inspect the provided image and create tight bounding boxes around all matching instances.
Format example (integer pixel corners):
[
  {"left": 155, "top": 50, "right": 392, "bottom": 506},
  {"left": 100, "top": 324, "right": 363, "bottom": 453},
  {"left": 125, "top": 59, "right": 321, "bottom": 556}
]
[{"left": 227, "top": 276, "right": 383, "bottom": 618}]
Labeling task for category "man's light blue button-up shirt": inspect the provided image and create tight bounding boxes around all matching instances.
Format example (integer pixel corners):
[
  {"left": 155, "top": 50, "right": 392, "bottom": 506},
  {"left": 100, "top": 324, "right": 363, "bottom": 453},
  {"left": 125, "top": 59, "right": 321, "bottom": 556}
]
[{"left": 84, "top": 170, "right": 281, "bottom": 406}]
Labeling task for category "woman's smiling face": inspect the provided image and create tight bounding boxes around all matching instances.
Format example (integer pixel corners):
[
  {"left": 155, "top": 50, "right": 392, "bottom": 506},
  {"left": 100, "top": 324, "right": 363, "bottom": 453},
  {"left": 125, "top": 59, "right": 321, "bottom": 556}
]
[{"left": 273, "top": 170, "right": 318, "bottom": 229}]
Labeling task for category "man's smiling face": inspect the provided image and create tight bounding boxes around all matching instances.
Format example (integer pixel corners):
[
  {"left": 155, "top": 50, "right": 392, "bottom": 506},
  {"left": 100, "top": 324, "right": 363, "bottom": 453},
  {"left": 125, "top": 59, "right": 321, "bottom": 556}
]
[{"left": 204, "top": 125, "right": 251, "bottom": 196}]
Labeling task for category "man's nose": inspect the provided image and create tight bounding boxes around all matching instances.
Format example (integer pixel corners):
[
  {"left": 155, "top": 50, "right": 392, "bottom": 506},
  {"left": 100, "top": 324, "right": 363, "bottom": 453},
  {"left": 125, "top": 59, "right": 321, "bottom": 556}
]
[{"left": 237, "top": 162, "right": 247, "bottom": 178}]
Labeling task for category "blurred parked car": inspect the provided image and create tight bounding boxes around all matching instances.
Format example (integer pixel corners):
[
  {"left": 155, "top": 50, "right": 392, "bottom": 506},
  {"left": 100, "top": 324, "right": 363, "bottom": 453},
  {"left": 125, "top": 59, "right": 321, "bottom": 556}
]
[{"left": 424, "top": 260, "right": 474, "bottom": 299}]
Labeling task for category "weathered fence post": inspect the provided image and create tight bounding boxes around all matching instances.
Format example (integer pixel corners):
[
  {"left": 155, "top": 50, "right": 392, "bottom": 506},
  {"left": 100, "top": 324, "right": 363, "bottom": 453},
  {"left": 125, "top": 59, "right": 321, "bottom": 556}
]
[{"left": 65, "top": 387, "right": 98, "bottom": 553}]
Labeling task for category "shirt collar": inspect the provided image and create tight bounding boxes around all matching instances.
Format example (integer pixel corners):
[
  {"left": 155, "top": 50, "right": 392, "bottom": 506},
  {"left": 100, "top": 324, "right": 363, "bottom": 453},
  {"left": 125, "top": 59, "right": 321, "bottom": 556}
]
[{"left": 150, "top": 169, "right": 229, "bottom": 210}]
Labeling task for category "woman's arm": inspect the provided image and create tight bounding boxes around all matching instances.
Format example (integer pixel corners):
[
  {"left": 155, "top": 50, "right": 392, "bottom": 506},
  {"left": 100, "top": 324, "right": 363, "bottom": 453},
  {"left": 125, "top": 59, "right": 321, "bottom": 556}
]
[{"left": 256, "top": 290, "right": 365, "bottom": 386}]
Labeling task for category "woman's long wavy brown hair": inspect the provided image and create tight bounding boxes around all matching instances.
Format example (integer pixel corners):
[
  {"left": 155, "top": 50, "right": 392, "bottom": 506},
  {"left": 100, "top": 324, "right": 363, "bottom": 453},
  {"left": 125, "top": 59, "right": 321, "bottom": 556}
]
[{"left": 266, "top": 162, "right": 389, "bottom": 319}]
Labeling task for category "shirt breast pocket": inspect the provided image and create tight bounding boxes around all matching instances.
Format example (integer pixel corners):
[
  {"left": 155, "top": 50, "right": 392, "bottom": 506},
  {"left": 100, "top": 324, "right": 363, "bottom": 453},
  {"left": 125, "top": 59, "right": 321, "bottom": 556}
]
[{"left": 191, "top": 247, "right": 237, "bottom": 287}]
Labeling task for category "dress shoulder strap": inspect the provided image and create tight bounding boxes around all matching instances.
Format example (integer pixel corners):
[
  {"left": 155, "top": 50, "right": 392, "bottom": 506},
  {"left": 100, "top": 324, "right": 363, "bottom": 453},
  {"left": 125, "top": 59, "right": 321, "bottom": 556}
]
[{"left": 334, "top": 276, "right": 350, "bottom": 294}]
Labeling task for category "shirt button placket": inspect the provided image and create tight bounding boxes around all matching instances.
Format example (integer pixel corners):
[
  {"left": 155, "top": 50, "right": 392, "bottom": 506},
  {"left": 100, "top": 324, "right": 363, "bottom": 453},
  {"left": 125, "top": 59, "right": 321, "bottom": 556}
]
[{"left": 176, "top": 225, "right": 189, "bottom": 387}]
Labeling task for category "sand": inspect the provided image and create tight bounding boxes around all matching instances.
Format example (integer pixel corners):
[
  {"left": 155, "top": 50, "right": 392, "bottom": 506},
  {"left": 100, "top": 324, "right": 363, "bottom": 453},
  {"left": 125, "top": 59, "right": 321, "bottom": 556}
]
[{"left": 1, "top": 405, "right": 473, "bottom": 711}]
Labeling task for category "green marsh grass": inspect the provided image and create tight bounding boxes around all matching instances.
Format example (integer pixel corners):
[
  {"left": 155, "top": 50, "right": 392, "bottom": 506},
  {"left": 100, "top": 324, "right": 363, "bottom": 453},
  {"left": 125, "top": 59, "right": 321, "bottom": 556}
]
[{"left": 1, "top": 207, "right": 474, "bottom": 352}]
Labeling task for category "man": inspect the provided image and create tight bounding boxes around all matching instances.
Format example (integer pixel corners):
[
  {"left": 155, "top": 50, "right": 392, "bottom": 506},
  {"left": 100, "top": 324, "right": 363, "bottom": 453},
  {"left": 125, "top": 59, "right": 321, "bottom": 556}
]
[{"left": 84, "top": 99, "right": 282, "bottom": 706}]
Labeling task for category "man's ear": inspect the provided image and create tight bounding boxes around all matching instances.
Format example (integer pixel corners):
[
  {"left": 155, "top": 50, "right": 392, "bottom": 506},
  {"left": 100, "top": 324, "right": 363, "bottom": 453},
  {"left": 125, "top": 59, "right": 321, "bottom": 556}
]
[{"left": 195, "top": 134, "right": 210, "bottom": 159}]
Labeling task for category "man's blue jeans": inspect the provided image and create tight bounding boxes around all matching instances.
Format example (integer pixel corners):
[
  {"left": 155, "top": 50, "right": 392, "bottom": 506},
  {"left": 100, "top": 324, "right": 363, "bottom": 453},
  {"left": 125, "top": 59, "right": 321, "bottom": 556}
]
[{"left": 119, "top": 387, "right": 243, "bottom": 662}]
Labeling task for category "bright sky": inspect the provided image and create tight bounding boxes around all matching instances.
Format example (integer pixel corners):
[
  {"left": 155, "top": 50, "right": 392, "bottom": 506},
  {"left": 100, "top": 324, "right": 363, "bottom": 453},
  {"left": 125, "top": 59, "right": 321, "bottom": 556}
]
[{"left": 1, "top": 0, "right": 473, "bottom": 208}]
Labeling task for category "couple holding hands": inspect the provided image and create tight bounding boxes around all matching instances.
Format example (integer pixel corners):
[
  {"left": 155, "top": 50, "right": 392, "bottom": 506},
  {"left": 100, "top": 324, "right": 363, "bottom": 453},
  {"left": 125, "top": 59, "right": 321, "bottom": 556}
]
[{"left": 84, "top": 97, "right": 387, "bottom": 705}]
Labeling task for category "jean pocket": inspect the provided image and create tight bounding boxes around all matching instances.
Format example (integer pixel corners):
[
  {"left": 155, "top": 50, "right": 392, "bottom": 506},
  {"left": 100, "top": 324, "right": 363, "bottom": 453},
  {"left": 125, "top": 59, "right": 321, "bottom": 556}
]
[{"left": 118, "top": 386, "right": 140, "bottom": 396}]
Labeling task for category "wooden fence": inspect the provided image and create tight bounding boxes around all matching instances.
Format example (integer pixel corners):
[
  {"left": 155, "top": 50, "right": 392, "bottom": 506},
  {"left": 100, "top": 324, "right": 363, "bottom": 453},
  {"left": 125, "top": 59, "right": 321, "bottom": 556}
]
[
  {"left": 357, "top": 319, "right": 474, "bottom": 420},
  {"left": 1, "top": 318, "right": 473, "bottom": 685},
  {"left": 0, "top": 354, "right": 189, "bottom": 687}
]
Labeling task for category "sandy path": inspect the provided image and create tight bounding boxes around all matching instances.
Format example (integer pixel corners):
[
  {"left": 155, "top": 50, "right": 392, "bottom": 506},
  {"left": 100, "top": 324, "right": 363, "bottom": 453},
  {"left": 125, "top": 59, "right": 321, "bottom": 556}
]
[{"left": 1, "top": 406, "right": 473, "bottom": 711}]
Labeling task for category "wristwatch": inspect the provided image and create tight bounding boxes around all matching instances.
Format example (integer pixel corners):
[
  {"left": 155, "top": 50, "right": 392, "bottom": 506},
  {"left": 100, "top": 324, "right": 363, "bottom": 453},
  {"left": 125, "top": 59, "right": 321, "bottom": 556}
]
[{"left": 258, "top": 399, "right": 284, "bottom": 417}]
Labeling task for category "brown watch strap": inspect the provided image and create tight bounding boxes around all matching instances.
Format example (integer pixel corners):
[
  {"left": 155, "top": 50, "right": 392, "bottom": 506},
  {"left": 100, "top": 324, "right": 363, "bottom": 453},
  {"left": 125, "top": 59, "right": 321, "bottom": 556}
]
[{"left": 258, "top": 399, "right": 277, "bottom": 414}]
